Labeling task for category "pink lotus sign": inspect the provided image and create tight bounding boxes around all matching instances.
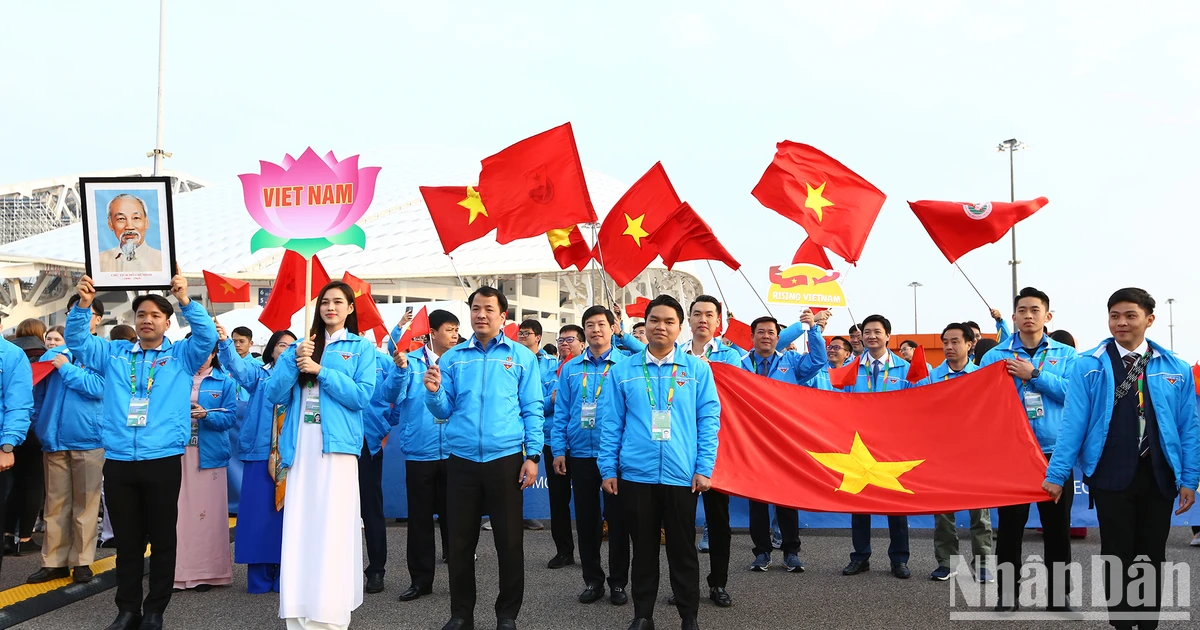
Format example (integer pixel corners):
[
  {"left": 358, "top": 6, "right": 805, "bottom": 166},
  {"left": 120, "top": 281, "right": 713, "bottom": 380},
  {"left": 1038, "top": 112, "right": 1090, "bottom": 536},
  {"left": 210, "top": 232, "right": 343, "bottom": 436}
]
[{"left": 239, "top": 148, "right": 381, "bottom": 257}]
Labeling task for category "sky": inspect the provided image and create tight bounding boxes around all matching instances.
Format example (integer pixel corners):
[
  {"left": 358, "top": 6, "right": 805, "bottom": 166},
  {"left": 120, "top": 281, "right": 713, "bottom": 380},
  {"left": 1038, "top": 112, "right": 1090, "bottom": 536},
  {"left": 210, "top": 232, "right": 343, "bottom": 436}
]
[{"left": 2, "top": 1, "right": 1198, "bottom": 359}]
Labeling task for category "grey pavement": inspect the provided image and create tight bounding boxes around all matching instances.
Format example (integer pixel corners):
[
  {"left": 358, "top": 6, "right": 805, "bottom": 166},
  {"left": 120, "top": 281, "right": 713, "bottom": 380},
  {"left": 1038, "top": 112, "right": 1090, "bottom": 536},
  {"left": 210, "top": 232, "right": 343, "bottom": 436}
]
[{"left": 9, "top": 525, "right": 1200, "bottom": 629}]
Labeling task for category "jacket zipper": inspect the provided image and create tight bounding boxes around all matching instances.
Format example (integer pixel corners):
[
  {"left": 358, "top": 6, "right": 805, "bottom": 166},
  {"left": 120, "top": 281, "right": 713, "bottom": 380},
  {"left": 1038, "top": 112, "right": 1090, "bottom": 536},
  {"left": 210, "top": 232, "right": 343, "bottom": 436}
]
[{"left": 478, "top": 344, "right": 487, "bottom": 459}]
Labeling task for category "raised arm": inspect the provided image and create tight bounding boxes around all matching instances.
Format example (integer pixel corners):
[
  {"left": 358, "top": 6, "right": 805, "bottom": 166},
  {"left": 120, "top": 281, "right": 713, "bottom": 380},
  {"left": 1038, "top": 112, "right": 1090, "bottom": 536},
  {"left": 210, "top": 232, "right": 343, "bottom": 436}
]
[{"left": 265, "top": 344, "right": 300, "bottom": 405}]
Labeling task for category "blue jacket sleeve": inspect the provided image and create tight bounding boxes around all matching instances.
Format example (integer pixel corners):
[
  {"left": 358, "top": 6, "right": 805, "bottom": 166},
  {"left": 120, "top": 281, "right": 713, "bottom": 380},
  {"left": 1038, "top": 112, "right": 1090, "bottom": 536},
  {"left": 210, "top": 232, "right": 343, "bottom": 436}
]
[
  {"left": 791, "top": 326, "right": 828, "bottom": 384},
  {"left": 1031, "top": 354, "right": 1073, "bottom": 403},
  {"left": 693, "top": 361, "right": 721, "bottom": 478},
  {"left": 57, "top": 360, "right": 105, "bottom": 400},
  {"left": 996, "top": 318, "right": 1012, "bottom": 344},
  {"left": 1175, "top": 373, "right": 1200, "bottom": 491},
  {"left": 598, "top": 368, "right": 626, "bottom": 480},
  {"left": 551, "top": 367, "right": 570, "bottom": 458},
  {"left": 218, "top": 339, "right": 259, "bottom": 393},
  {"left": 265, "top": 345, "right": 300, "bottom": 405},
  {"left": 541, "top": 360, "right": 556, "bottom": 418},
  {"left": 614, "top": 332, "right": 646, "bottom": 354},
  {"left": 518, "top": 354, "right": 545, "bottom": 455},
  {"left": 424, "top": 355, "right": 454, "bottom": 421},
  {"left": 0, "top": 348, "right": 34, "bottom": 447},
  {"left": 202, "top": 377, "right": 239, "bottom": 432},
  {"left": 317, "top": 342, "right": 376, "bottom": 411},
  {"left": 384, "top": 365, "right": 411, "bottom": 407},
  {"left": 64, "top": 305, "right": 111, "bottom": 372},
  {"left": 778, "top": 324, "right": 805, "bottom": 349},
  {"left": 177, "top": 301, "right": 218, "bottom": 374},
  {"left": 1045, "top": 359, "right": 1095, "bottom": 485}
]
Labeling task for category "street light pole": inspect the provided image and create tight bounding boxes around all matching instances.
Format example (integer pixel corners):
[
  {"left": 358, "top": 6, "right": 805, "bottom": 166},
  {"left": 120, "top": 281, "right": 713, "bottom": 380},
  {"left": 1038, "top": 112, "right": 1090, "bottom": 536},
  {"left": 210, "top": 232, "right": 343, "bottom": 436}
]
[
  {"left": 997, "top": 139, "right": 1027, "bottom": 299},
  {"left": 148, "top": 0, "right": 172, "bottom": 175},
  {"left": 908, "top": 281, "right": 923, "bottom": 333},
  {"left": 1167, "top": 298, "right": 1175, "bottom": 351}
]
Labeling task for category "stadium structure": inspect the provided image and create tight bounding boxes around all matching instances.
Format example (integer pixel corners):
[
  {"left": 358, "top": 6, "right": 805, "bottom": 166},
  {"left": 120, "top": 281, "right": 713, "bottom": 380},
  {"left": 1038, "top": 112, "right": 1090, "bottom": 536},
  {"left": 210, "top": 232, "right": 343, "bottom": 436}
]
[{"left": 0, "top": 147, "right": 704, "bottom": 339}]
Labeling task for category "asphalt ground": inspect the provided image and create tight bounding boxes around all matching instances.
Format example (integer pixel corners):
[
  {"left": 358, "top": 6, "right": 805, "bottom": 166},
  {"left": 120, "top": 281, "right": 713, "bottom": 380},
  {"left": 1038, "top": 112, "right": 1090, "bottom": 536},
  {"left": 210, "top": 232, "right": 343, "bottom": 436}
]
[{"left": 5, "top": 525, "right": 1200, "bottom": 629}]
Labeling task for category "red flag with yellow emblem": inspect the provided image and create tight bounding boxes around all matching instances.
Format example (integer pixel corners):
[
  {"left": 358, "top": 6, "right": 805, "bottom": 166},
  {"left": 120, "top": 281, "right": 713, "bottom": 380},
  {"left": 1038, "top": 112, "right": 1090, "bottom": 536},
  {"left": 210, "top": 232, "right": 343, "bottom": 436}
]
[
  {"left": 341, "top": 272, "right": 385, "bottom": 341},
  {"left": 547, "top": 226, "right": 592, "bottom": 271},
  {"left": 421, "top": 185, "right": 495, "bottom": 255},
  {"left": 203, "top": 270, "right": 250, "bottom": 303},
  {"left": 593, "top": 162, "right": 682, "bottom": 287}
]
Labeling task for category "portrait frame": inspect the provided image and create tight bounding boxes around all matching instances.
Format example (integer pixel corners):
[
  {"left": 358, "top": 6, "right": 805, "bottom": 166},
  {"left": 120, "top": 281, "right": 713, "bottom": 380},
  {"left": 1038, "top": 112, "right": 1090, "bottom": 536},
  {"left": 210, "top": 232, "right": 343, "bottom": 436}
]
[{"left": 79, "top": 176, "right": 177, "bottom": 291}]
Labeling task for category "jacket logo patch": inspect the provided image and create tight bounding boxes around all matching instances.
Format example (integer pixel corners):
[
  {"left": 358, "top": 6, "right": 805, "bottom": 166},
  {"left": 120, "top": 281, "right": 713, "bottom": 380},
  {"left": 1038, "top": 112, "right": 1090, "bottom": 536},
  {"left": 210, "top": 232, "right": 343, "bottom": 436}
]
[
  {"left": 1048, "top": 358, "right": 1059, "bottom": 365},
  {"left": 1166, "top": 377, "right": 1178, "bottom": 385},
  {"left": 779, "top": 367, "right": 789, "bottom": 373},
  {"left": 503, "top": 356, "right": 514, "bottom": 370},
  {"left": 210, "top": 392, "right": 219, "bottom": 398},
  {"left": 340, "top": 353, "right": 352, "bottom": 360},
  {"left": 888, "top": 378, "right": 898, "bottom": 384},
  {"left": 676, "top": 379, "right": 687, "bottom": 387}
]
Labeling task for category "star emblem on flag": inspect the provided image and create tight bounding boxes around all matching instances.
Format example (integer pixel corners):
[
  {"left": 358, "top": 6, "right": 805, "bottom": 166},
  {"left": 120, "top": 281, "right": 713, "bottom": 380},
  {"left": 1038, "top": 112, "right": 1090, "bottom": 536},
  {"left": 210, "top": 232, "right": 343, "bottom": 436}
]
[
  {"left": 458, "top": 185, "right": 488, "bottom": 225},
  {"left": 806, "top": 432, "right": 924, "bottom": 494},
  {"left": 805, "top": 182, "right": 833, "bottom": 222},
  {"left": 623, "top": 213, "right": 649, "bottom": 247}
]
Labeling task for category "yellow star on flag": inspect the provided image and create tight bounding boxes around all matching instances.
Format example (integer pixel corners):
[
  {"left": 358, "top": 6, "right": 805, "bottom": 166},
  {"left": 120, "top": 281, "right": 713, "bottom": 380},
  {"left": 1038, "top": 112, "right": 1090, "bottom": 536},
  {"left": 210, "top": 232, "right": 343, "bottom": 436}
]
[
  {"left": 805, "top": 182, "right": 834, "bottom": 222},
  {"left": 458, "top": 185, "right": 488, "bottom": 225},
  {"left": 623, "top": 213, "right": 649, "bottom": 247},
  {"left": 806, "top": 432, "right": 924, "bottom": 494},
  {"left": 547, "top": 226, "right": 575, "bottom": 249},
  {"left": 220, "top": 283, "right": 234, "bottom": 294}
]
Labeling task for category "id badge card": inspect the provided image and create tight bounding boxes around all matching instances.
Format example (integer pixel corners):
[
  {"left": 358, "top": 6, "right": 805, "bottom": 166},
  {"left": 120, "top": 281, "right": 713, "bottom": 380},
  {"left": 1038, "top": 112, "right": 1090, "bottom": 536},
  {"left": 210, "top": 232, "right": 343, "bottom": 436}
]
[
  {"left": 188, "top": 419, "right": 199, "bottom": 446},
  {"left": 651, "top": 409, "right": 671, "bottom": 441},
  {"left": 127, "top": 397, "right": 149, "bottom": 427},
  {"left": 1023, "top": 391, "right": 1045, "bottom": 420},
  {"left": 303, "top": 394, "right": 321, "bottom": 424},
  {"left": 580, "top": 402, "right": 597, "bottom": 429}
]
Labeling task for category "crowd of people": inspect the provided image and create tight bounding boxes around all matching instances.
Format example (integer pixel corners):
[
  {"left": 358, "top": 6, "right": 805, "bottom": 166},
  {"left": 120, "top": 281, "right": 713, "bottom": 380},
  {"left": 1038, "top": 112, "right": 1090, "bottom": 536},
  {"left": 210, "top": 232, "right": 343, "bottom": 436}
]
[{"left": 0, "top": 275, "right": 1196, "bottom": 630}]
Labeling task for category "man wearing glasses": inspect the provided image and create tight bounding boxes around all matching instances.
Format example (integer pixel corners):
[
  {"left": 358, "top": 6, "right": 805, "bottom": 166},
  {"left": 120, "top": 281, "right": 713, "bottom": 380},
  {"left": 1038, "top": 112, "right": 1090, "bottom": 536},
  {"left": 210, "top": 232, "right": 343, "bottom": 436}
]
[{"left": 808, "top": 336, "right": 852, "bottom": 390}]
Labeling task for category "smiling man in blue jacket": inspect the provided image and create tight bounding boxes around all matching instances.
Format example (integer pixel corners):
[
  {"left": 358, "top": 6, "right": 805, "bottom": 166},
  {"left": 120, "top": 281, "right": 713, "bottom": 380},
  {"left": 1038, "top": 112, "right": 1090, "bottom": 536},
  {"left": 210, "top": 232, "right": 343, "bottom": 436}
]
[
  {"left": 1044, "top": 288, "right": 1198, "bottom": 630},
  {"left": 979, "top": 286, "right": 1078, "bottom": 614},
  {"left": 424, "top": 286, "right": 544, "bottom": 630},
  {"left": 67, "top": 271, "right": 216, "bottom": 630},
  {"left": 599, "top": 294, "right": 720, "bottom": 630}
]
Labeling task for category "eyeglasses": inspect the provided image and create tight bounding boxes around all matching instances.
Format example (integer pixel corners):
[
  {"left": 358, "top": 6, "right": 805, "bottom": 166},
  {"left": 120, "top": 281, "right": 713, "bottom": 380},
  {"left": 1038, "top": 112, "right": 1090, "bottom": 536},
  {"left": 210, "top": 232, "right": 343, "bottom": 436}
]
[
  {"left": 556, "top": 336, "right": 577, "bottom": 344},
  {"left": 827, "top": 345, "right": 846, "bottom": 352},
  {"left": 517, "top": 331, "right": 536, "bottom": 338}
]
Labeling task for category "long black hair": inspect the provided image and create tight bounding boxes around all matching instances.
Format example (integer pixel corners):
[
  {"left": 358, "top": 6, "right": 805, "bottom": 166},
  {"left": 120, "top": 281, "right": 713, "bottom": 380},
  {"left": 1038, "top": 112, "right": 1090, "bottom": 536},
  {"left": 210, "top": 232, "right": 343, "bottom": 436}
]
[
  {"left": 300, "top": 281, "right": 359, "bottom": 388},
  {"left": 263, "top": 329, "right": 297, "bottom": 367}
]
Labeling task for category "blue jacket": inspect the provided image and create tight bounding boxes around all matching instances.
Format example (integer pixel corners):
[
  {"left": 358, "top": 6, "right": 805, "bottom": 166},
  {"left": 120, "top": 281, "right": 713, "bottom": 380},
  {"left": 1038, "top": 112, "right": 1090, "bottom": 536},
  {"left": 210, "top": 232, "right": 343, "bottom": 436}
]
[
  {"left": 598, "top": 350, "right": 721, "bottom": 487},
  {"left": 266, "top": 331, "right": 377, "bottom": 468},
  {"left": 838, "top": 351, "right": 914, "bottom": 392},
  {"left": 192, "top": 368, "right": 238, "bottom": 469},
  {"left": 551, "top": 346, "right": 626, "bottom": 459},
  {"left": 66, "top": 301, "right": 218, "bottom": 462},
  {"left": 0, "top": 338, "right": 33, "bottom": 448},
  {"left": 425, "top": 334, "right": 544, "bottom": 463},
  {"left": 979, "top": 333, "right": 1077, "bottom": 452},
  {"left": 383, "top": 346, "right": 450, "bottom": 461},
  {"left": 363, "top": 351, "right": 397, "bottom": 455},
  {"left": 35, "top": 346, "right": 104, "bottom": 452},
  {"left": 914, "top": 359, "right": 978, "bottom": 386},
  {"left": 537, "top": 349, "right": 558, "bottom": 444},
  {"left": 232, "top": 354, "right": 263, "bottom": 401},
  {"left": 739, "top": 324, "right": 828, "bottom": 385},
  {"left": 1045, "top": 339, "right": 1199, "bottom": 492},
  {"left": 675, "top": 338, "right": 742, "bottom": 368},
  {"left": 218, "top": 339, "right": 275, "bottom": 461}
]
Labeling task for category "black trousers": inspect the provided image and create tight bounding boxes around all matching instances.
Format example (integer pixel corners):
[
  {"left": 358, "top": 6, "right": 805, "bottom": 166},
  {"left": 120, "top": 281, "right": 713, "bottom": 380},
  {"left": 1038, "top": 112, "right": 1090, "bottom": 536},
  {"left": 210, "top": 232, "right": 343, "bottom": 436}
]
[
  {"left": 701, "top": 489, "right": 730, "bottom": 588},
  {"left": 447, "top": 454, "right": 525, "bottom": 623},
  {"left": 0, "top": 469, "right": 10, "bottom": 575},
  {"left": 545, "top": 445, "right": 574, "bottom": 557},
  {"left": 358, "top": 441, "right": 387, "bottom": 577},
  {"left": 996, "top": 453, "right": 1073, "bottom": 608},
  {"left": 623, "top": 480, "right": 699, "bottom": 621},
  {"left": 1091, "top": 458, "right": 1175, "bottom": 630},
  {"left": 570, "top": 457, "right": 629, "bottom": 588},
  {"left": 4, "top": 430, "right": 43, "bottom": 539},
  {"left": 406, "top": 458, "right": 450, "bottom": 590},
  {"left": 749, "top": 501, "right": 799, "bottom": 556},
  {"left": 104, "top": 456, "right": 182, "bottom": 615}
]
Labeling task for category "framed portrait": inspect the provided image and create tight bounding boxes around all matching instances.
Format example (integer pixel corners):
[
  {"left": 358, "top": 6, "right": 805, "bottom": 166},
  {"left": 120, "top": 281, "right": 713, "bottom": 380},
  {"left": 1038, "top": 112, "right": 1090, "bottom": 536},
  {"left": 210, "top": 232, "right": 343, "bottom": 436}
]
[{"left": 79, "top": 176, "right": 177, "bottom": 291}]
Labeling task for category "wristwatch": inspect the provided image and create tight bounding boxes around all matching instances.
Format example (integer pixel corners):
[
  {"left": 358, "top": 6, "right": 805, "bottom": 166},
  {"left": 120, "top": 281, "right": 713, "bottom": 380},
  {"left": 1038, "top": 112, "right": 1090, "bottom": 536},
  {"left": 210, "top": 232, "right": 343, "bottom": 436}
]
[
  {"left": 1, "top": 444, "right": 13, "bottom": 454},
  {"left": 1030, "top": 368, "right": 1042, "bottom": 380},
  {"left": 526, "top": 453, "right": 541, "bottom": 464}
]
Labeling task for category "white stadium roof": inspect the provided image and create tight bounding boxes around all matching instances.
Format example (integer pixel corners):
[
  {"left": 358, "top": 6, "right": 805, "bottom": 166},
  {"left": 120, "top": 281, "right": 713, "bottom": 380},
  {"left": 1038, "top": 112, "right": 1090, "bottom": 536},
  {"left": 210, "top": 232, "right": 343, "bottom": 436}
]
[{"left": 0, "top": 146, "right": 694, "bottom": 281}]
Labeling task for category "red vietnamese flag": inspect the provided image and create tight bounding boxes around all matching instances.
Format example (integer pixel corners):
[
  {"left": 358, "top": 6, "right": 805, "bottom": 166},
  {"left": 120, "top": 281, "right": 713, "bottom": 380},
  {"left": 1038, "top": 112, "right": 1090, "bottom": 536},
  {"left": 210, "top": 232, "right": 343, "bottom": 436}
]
[
  {"left": 202, "top": 270, "right": 250, "bottom": 303},
  {"left": 32, "top": 362, "right": 55, "bottom": 386},
  {"left": 260, "top": 251, "right": 330, "bottom": 332},
  {"left": 503, "top": 322, "right": 519, "bottom": 342},
  {"left": 395, "top": 306, "right": 430, "bottom": 352},
  {"left": 792, "top": 237, "right": 833, "bottom": 269},
  {"left": 829, "top": 356, "right": 861, "bottom": 390},
  {"left": 341, "top": 272, "right": 386, "bottom": 344},
  {"left": 722, "top": 318, "right": 754, "bottom": 352},
  {"left": 420, "top": 185, "right": 496, "bottom": 254},
  {"left": 647, "top": 202, "right": 740, "bottom": 271},
  {"left": 709, "top": 362, "right": 1049, "bottom": 514},
  {"left": 479, "top": 123, "right": 597, "bottom": 244},
  {"left": 752, "top": 142, "right": 886, "bottom": 264},
  {"left": 1193, "top": 363, "right": 1200, "bottom": 395},
  {"left": 593, "top": 163, "right": 682, "bottom": 287},
  {"left": 624, "top": 297, "right": 652, "bottom": 319},
  {"left": 905, "top": 347, "right": 930, "bottom": 384},
  {"left": 908, "top": 197, "right": 1049, "bottom": 263},
  {"left": 547, "top": 226, "right": 592, "bottom": 271}
]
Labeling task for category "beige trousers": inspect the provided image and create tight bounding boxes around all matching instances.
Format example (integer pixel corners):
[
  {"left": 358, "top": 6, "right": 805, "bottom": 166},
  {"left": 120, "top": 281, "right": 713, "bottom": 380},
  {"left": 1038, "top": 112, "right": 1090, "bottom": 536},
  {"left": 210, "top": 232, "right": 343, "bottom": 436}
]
[{"left": 41, "top": 448, "right": 105, "bottom": 568}]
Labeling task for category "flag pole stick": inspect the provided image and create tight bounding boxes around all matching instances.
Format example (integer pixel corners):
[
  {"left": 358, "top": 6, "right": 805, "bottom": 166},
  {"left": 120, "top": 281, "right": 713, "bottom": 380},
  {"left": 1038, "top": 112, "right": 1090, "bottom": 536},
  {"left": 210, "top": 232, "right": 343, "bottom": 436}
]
[
  {"left": 706, "top": 261, "right": 731, "bottom": 312},
  {"left": 736, "top": 267, "right": 775, "bottom": 318},
  {"left": 954, "top": 262, "right": 993, "bottom": 311},
  {"left": 591, "top": 228, "right": 617, "bottom": 307},
  {"left": 303, "top": 255, "right": 313, "bottom": 329},
  {"left": 839, "top": 266, "right": 860, "bottom": 329},
  {"left": 446, "top": 255, "right": 471, "bottom": 302}
]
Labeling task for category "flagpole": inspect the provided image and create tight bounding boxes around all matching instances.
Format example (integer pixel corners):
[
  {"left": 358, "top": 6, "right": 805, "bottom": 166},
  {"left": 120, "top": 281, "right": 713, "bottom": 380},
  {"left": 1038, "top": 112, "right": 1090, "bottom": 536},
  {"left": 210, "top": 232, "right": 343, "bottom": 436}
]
[
  {"left": 954, "top": 262, "right": 994, "bottom": 311},
  {"left": 590, "top": 225, "right": 616, "bottom": 307},
  {"left": 446, "top": 255, "right": 471, "bottom": 301},
  {"left": 303, "top": 255, "right": 313, "bottom": 328},
  {"left": 839, "top": 266, "right": 860, "bottom": 330},
  {"left": 736, "top": 267, "right": 775, "bottom": 318},
  {"left": 705, "top": 261, "right": 731, "bottom": 312}
]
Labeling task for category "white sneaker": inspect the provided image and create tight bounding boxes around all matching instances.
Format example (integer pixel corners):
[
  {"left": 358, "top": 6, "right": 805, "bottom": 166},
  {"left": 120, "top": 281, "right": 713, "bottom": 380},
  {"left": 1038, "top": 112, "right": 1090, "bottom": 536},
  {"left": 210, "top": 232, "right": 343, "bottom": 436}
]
[{"left": 1190, "top": 532, "right": 1200, "bottom": 547}]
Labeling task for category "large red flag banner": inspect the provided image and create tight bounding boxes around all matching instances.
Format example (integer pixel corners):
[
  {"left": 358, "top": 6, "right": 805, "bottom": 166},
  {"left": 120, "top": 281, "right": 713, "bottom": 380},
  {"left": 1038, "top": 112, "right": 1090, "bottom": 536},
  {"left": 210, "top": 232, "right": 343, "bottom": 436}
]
[
  {"left": 709, "top": 362, "right": 1048, "bottom": 515},
  {"left": 908, "top": 197, "right": 1049, "bottom": 263},
  {"left": 592, "top": 162, "right": 682, "bottom": 287}
]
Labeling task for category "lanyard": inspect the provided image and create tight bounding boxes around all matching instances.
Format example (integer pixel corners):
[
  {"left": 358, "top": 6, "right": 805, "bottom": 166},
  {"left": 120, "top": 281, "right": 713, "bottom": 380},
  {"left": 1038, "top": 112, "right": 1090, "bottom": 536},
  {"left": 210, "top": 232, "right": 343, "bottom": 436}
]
[
  {"left": 866, "top": 359, "right": 890, "bottom": 392},
  {"left": 1013, "top": 347, "right": 1049, "bottom": 392},
  {"left": 1136, "top": 373, "right": 1145, "bottom": 417},
  {"left": 129, "top": 349, "right": 160, "bottom": 397},
  {"left": 581, "top": 360, "right": 612, "bottom": 403},
  {"left": 642, "top": 357, "right": 678, "bottom": 411}
]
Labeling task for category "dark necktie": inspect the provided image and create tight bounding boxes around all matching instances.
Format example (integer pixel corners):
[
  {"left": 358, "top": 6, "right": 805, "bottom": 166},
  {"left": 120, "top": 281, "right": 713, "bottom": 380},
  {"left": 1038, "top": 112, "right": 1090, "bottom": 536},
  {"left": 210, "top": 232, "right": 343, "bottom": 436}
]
[
  {"left": 871, "top": 361, "right": 880, "bottom": 389},
  {"left": 758, "top": 358, "right": 770, "bottom": 376},
  {"left": 1124, "top": 354, "right": 1149, "bottom": 457}
]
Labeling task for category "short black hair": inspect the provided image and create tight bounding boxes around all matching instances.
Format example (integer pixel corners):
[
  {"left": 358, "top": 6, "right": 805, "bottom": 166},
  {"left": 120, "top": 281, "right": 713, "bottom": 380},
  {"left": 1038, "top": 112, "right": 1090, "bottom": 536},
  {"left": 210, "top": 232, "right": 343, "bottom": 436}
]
[
  {"left": 899, "top": 339, "right": 918, "bottom": 351},
  {"left": 542, "top": 344, "right": 557, "bottom": 356},
  {"left": 1014, "top": 286, "right": 1050, "bottom": 310},
  {"left": 429, "top": 309, "right": 459, "bottom": 332},
  {"left": 1107, "top": 287, "right": 1155, "bottom": 315},
  {"left": 963, "top": 320, "right": 981, "bottom": 332},
  {"left": 750, "top": 316, "right": 780, "bottom": 334},
  {"left": 942, "top": 323, "right": 975, "bottom": 343},
  {"left": 132, "top": 294, "right": 173, "bottom": 317},
  {"left": 632, "top": 322, "right": 646, "bottom": 332},
  {"left": 973, "top": 338, "right": 999, "bottom": 365},
  {"left": 861, "top": 314, "right": 891, "bottom": 335},
  {"left": 688, "top": 294, "right": 722, "bottom": 317},
  {"left": 469, "top": 285, "right": 508, "bottom": 313},
  {"left": 109, "top": 324, "right": 136, "bottom": 342},
  {"left": 231, "top": 326, "right": 254, "bottom": 340},
  {"left": 1049, "top": 329, "right": 1076, "bottom": 348},
  {"left": 559, "top": 324, "right": 584, "bottom": 340},
  {"left": 848, "top": 325, "right": 861, "bottom": 334},
  {"left": 581, "top": 305, "right": 616, "bottom": 327},
  {"left": 827, "top": 336, "right": 851, "bottom": 350},
  {"left": 648, "top": 294, "right": 685, "bottom": 323},
  {"left": 519, "top": 319, "right": 543, "bottom": 337},
  {"left": 68, "top": 294, "right": 105, "bottom": 316}
]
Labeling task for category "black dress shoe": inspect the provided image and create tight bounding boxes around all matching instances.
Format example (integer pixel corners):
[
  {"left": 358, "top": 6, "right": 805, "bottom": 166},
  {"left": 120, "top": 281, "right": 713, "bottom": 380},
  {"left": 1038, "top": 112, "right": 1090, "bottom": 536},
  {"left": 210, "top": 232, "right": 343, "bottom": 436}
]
[
  {"left": 104, "top": 611, "right": 142, "bottom": 630},
  {"left": 891, "top": 563, "right": 911, "bottom": 579},
  {"left": 546, "top": 553, "right": 574, "bottom": 569},
  {"left": 497, "top": 619, "right": 517, "bottom": 630},
  {"left": 26, "top": 566, "right": 71, "bottom": 583},
  {"left": 73, "top": 566, "right": 94, "bottom": 583},
  {"left": 398, "top": 584, "right": 432, "bottom": 601},
  {"left": 579, "top": 584, "right": 605, "bottom": 604},
  {"left": 193, "top": 584, "right": 213, "bottom": 593},
  {"left": 365, "top": 573, "right": 385, "bottom": 594},
  {"left": 666, "top": 594, "right": 677, "bottom": 606},
  {"left": 708, "top": 587, "right": 732, "bottom": 608},
  {"left": 441, "top": 619, "right": 473, "bottom": 630},
  {"left": 842, "top": 560, "right": 870, "bottom": 576},
  {"left": 681, "top": 617, "right": 700, "bottom": 630},
  {"left": 610, "top": 587, "right": 628, "bottom": 605},
  {"left": 139, "top": 612, "right": 163, "bottom": 630},
  {"left": 627, "top": 619, "right": 655, "bottom": 630}
]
